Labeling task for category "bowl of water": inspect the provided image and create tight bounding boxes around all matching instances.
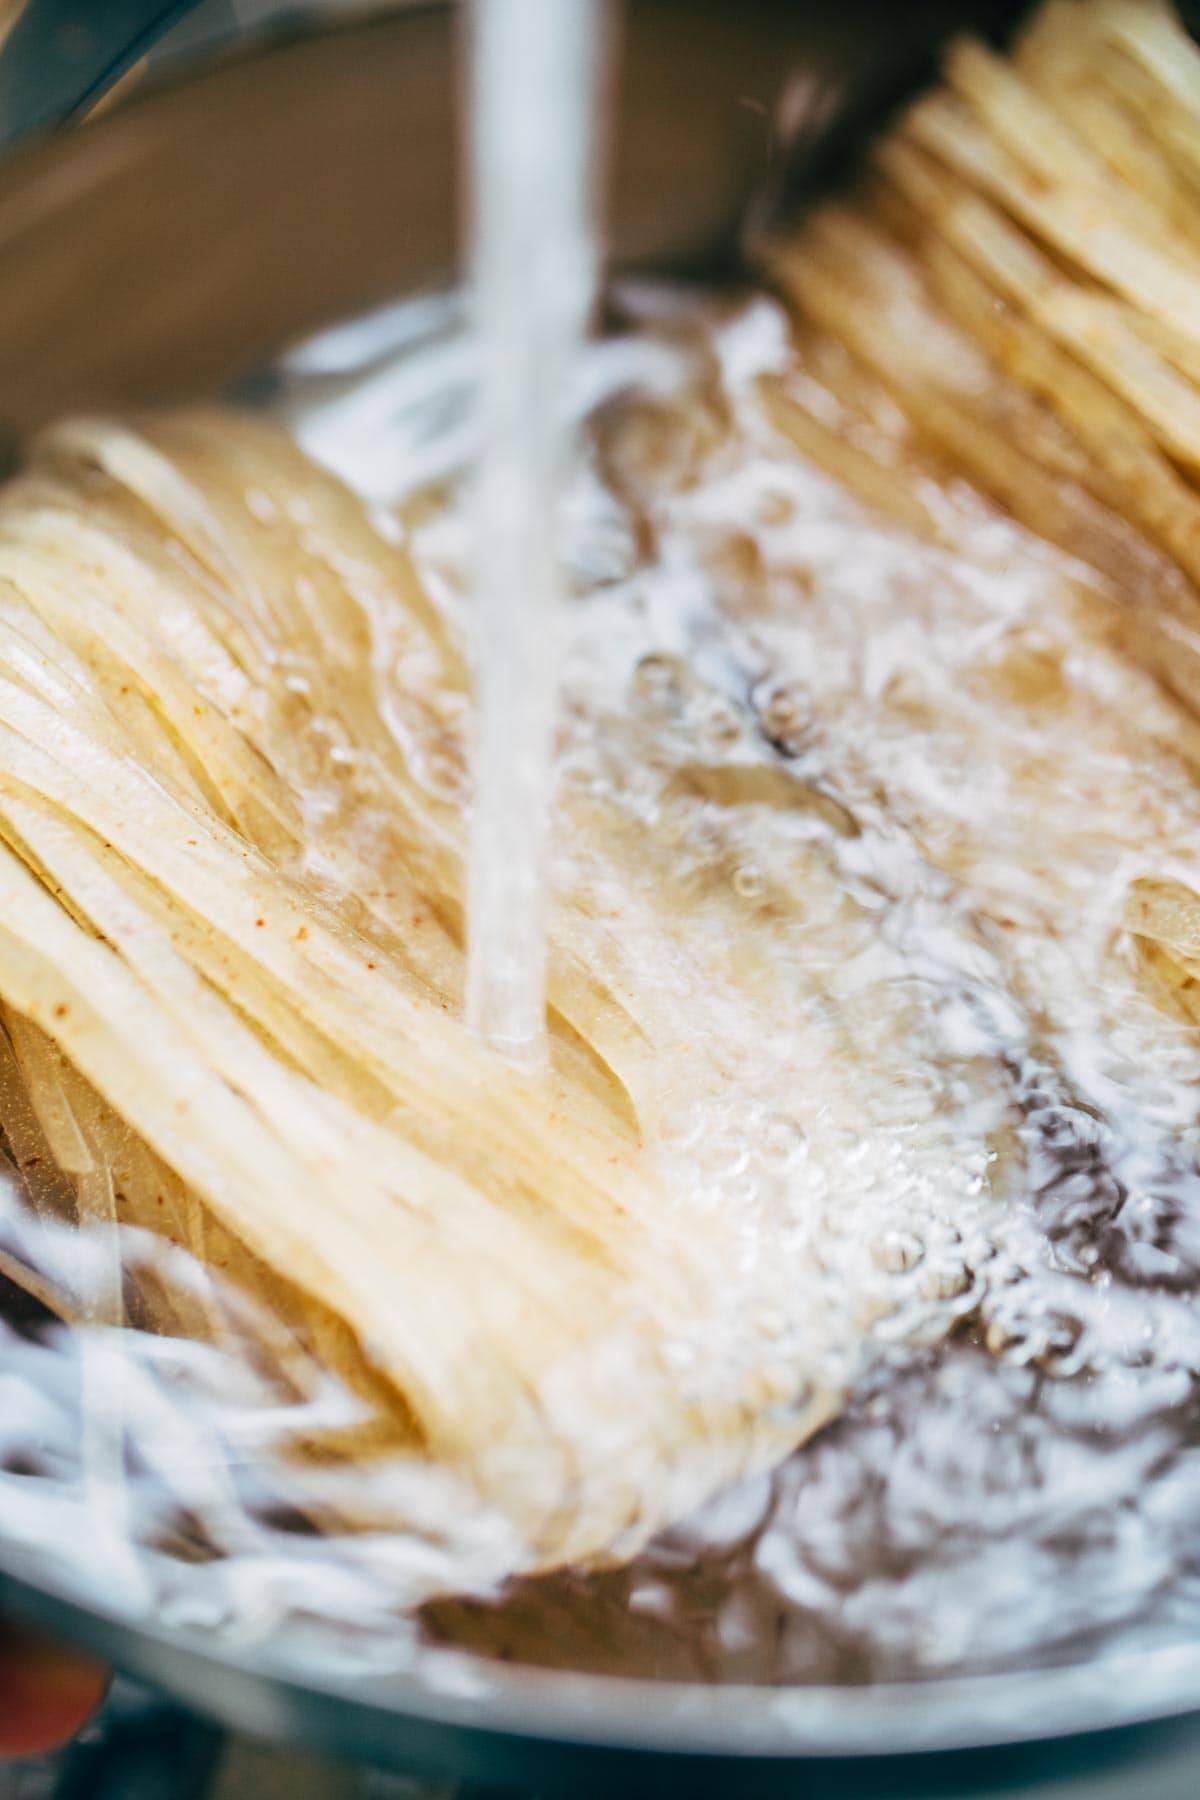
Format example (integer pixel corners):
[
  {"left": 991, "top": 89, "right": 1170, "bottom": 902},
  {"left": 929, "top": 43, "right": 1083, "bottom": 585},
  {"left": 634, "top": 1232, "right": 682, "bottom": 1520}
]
[{"left": 3, "top": 3, "right": 1200, "bottom": 1794}]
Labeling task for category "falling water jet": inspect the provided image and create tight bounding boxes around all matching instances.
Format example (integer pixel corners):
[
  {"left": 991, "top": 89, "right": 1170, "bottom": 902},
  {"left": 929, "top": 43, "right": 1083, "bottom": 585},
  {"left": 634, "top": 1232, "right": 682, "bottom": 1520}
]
[{"left": 464, "top": 0, "right": 607, "bottom": 1063}]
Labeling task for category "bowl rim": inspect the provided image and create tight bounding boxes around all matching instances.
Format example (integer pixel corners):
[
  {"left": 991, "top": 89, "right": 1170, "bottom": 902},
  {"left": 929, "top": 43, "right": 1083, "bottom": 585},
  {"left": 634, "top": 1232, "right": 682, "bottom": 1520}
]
[{"left": 4, "top": 1551, "right": 1200, "bottom": 1771}]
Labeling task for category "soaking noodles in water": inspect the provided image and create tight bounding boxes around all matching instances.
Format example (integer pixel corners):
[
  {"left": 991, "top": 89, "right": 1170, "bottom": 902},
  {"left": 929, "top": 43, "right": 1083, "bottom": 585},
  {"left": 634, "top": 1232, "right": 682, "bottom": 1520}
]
[{"left": 1, "top": 0, "right": 1200, "bottom": 1679}]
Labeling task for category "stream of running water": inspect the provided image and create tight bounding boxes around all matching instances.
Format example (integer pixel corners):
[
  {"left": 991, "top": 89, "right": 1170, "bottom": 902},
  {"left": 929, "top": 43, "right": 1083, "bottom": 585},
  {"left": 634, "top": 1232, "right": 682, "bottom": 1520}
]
[{"left": 464, "top": 0, "right": 605, "bottom": 1060}]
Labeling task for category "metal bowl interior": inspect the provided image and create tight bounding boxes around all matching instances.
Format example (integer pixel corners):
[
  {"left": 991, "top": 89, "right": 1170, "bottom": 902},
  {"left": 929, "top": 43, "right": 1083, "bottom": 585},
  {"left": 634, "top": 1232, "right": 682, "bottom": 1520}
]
[
  {"left": 0, "top": 0, "right": 823, "bottom": 442},
  {"left": 2, "top": 6, "right": 1200, "bottom": 1789}
]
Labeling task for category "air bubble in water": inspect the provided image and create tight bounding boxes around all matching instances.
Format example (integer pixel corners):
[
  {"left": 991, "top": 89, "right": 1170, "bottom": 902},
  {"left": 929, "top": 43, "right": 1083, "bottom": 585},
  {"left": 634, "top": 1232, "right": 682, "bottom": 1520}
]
[
  {"left": 632, "top": 652, "right": 685, "bottom": 706},
  {"left": 921, "top": 1262, "right": 973, "bottom": 1303},
  {"left": 760, "top": 1113, "right": 808, "bottom": 1164},
  {"left": 984, "top": 1319, "right": 1026, "bottom": 1358},
  {"left": 871, "top": 1230, "right": 925, "bottom": 1275},
  {"left": 733, "top": 865, "right": 765, "bottom": 901},
  {"left": 697, "top": 698, "right": 743, "bottom": 749},
  {"left": 754, "top": 679, "right": 810, "bottom": 754}
]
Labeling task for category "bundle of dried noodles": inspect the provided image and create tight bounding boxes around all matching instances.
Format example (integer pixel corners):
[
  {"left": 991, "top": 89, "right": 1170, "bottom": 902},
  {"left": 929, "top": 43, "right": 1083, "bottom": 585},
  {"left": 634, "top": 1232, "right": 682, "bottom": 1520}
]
[{"left": 767, "top": 0, "right": 1200, "bottom": 1040}]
